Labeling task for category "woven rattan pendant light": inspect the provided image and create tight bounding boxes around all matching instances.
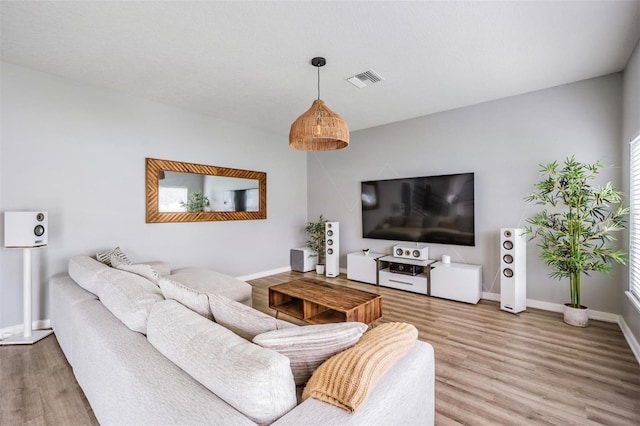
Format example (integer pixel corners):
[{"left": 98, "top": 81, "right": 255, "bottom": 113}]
[{"left": 289, "top": 57, "right": 349, "bottom": 151}]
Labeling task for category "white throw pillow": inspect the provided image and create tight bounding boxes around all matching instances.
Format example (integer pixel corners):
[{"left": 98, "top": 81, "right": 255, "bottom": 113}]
[
  {"left": 208, "top": 293, "right": 295, "bottom": 340},
  {"left": 96, "top": 246, "right": 131, "bottom": 267},
  {"left": 253, "top": 322, "right": 368, "bottom": 385},
  {"left": 147, "top": 300, "right": 297, "bottom": 425},
  {"left": 157, "top": 277, "right": 212, "bottom": 320}
]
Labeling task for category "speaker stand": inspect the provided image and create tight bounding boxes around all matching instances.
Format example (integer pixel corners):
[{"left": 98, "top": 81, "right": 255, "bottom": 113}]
[{"left": 0, "top": 247, "right": 53, "bottom": 346}]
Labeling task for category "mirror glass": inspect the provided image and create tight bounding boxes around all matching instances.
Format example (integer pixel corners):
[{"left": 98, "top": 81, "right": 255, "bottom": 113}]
[
  {"left": 158, "top": 172, "right": 259, "bottom": 213},
  {"left": 146, "top": 158, "right": 266, "bottom": 223}
]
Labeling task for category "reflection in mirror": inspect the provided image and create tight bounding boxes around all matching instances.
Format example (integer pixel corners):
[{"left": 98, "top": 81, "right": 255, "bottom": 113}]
[
  {"left": 146, "top": 158, "right": 267, "bottom": 223},
  {"left": 158, "top": 172, "right": 259, "bottom": 213}
]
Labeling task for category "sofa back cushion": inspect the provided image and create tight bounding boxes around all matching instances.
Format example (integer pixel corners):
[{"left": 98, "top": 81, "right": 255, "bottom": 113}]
[
  {"left": 147, "top": 300, "right": 297, "bottom": 425},
  {"left": 157, "top": 277, "right": 212, "bottom": 320},
  {"left": 69, "top": 255, "right": 164, "bottom": 334},
  {"left": 96, "top": 268, "right": 164, "bottom": 334},
  {"left": 208, "top": 293, "right": 296, "bottom": 340},
  {"left": 68, "top": 255, "right": 112, "bottom": 295}
]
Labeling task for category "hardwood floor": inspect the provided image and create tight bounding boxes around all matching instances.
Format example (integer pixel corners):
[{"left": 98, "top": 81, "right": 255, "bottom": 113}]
[
  {"left": 2, "top": 270, "right": 639, "bottom": 425},
  {"left": 0, "top": 332, "right": 98, "bottom": 425}
]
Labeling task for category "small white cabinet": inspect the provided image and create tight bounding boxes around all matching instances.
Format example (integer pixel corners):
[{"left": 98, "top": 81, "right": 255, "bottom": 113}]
[
  {"left": 430, "top": 262, "right": 482, "bottom": 304},
  {"left": 347, "top": 252, "right": 385, "bottom": 285}
]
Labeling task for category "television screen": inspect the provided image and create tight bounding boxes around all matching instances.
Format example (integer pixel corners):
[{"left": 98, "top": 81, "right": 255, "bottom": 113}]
[{"left": 361, "top": 173, "right": 475, "bottom": 246}]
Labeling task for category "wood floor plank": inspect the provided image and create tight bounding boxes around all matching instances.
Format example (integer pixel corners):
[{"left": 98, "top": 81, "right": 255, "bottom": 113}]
[{"left": 1, "top": 270, "right": 639, "bottom": 425}]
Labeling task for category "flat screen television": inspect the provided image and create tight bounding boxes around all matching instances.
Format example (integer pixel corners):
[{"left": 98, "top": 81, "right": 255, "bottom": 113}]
[{"left": 361, "top": 173, "right": 475, "bottom": 246}]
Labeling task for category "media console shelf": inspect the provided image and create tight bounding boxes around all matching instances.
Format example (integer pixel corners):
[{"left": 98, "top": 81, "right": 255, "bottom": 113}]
[
  {"left": 372, "top": 255, "right": 482, "bottom": 304},
  {"left": 376, "top": 255, "right": 435, "bottom": 296}
]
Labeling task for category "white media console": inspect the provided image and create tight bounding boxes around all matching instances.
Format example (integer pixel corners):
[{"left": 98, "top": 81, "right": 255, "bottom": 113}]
[
  {"left": 430, "top": 261, "right": 482, "bottom": 304},
  {"left": 346, "top": 251, "right": 386, "bottom": 284},
  {"left": 347, "top": 251, "right": 482, "bottom": 304}
]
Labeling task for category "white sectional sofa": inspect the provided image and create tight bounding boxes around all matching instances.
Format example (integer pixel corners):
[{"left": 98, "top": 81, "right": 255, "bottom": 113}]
[{"left": 50, "top": 254, "right": 435, "bottom": 425}]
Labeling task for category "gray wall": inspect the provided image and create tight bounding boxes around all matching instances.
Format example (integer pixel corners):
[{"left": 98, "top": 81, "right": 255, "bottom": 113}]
[
  {"left": 622, "top": 40, "right": 640, "bottom": 343},
  {"left": 0, "top": 62, "right": 308, "bottom": 328},
  {"left": 308, "top": 74, "right": 624, "bottom": 314}
]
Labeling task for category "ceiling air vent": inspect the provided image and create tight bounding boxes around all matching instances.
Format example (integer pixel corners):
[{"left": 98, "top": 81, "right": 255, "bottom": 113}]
[{"left": 346, "top": 69, "right": 384, "bottom": 88}]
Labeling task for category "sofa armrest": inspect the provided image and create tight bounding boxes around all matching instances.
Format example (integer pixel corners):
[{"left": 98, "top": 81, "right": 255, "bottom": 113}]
[{"left": 272, "top": 340, "right": 435, "bottom": 426}]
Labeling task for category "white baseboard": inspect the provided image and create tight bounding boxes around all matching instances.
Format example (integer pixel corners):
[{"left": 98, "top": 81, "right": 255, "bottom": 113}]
[
  {"left": 618, "top": 316, "right": 640, "bottom": 365},
  {"left": 236, "top": 266, "right": 292, "bottom": 282},
  {"left": 481, "top": 292, "right": 500, "bottom": 302},
  {"left": 0, "top": 319, "right": 51, "bottom": 340},
  {"left": 481, "top": 292, "right": 619, "bottom": 323}
]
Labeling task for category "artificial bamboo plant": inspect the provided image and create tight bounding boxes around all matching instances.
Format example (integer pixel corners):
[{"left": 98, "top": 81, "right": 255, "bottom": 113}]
[{"left": 524, "top": 156, "right": 628, "bottom": 309}]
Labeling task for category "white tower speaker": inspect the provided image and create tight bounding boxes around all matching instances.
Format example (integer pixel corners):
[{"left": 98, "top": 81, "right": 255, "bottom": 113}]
[
  {"left": 500, "top": 228, "right": 526, "bottom": 314},
  {"left": 4, "top": 212, "right": 48, "bottom": 248},
  {"left": 325, "top": 222, "right": 340, "bottom": 277}
]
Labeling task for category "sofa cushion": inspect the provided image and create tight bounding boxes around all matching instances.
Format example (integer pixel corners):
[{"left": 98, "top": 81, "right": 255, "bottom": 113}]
[
  {"left": 302, "top": 322, "right": 418, "bottom": 413},
  {"left": 169, "top": 267, "right": 252, "bottom": 305},
  {"left": 208, "top": 293, "right": 295, "bottom": 341},
  {"left": 71, "top": 298, "right": 256, "bottom": 426},
  {"left": 96, "top": 267, "right": 164, "bottom": 334},
  {"left": 112, "top": 255, "right": 162, "bottom": 285},
  {"left": 68, "top": 255, "right": 113, "bottom": 295},
  {"left": 96, "top": 246, "right": 131, "bottom": 267},
  {"left": 157, "top": 277, "right": 212, "bottom": 320},
  {"left": 253, "top": 322, "right": 368, "bottom": 385},
  {"left": 49, "top": 273, "right": 99, "bottom": 367},
  {"left": 147, "top": 300, "right": 297, "bottom": 425}
]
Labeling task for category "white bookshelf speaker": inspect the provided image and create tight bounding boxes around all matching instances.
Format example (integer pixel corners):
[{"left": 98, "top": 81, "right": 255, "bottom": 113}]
[
  {"left": 1, "top": 211, "right": 53, "bottom": 345},
  {"left": 325, "top": 222, "right": 340, "bottom": 277},
  {"left": 500, "top": 228, "right": 526, "bottom": 314},
  {"left": 4, "top": 211, "right": 48, "bottom": 248}
]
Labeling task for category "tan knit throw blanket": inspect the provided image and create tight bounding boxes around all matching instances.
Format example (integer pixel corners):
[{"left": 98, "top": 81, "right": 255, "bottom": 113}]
[{"left": 302, "top": 322, "right": 418, "bottom": 413}]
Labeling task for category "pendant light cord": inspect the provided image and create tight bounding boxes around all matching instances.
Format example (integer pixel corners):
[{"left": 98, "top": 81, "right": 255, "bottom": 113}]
[{"left": 317, "top": 65, "right": 321, "bottom": 101}]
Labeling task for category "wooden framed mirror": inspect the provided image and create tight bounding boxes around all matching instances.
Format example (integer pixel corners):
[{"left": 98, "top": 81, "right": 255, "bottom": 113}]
[{"left": 146, "top": 158, "right": 267, "bottom": 223}]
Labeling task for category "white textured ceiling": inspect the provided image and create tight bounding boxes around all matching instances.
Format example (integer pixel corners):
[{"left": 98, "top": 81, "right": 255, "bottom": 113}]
[{"left": 2, "top": 1, "right": 639, "bottom": 136}]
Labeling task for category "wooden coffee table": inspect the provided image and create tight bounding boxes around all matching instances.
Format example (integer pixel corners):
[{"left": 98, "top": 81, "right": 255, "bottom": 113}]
[{"left": 268, "top": 278, "right": 382, "bottom": 325}]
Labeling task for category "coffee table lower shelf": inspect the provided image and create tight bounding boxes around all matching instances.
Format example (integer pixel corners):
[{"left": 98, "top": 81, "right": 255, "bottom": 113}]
[{"left": 271, "top": 299, "right": 348, "bottom": 324}]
